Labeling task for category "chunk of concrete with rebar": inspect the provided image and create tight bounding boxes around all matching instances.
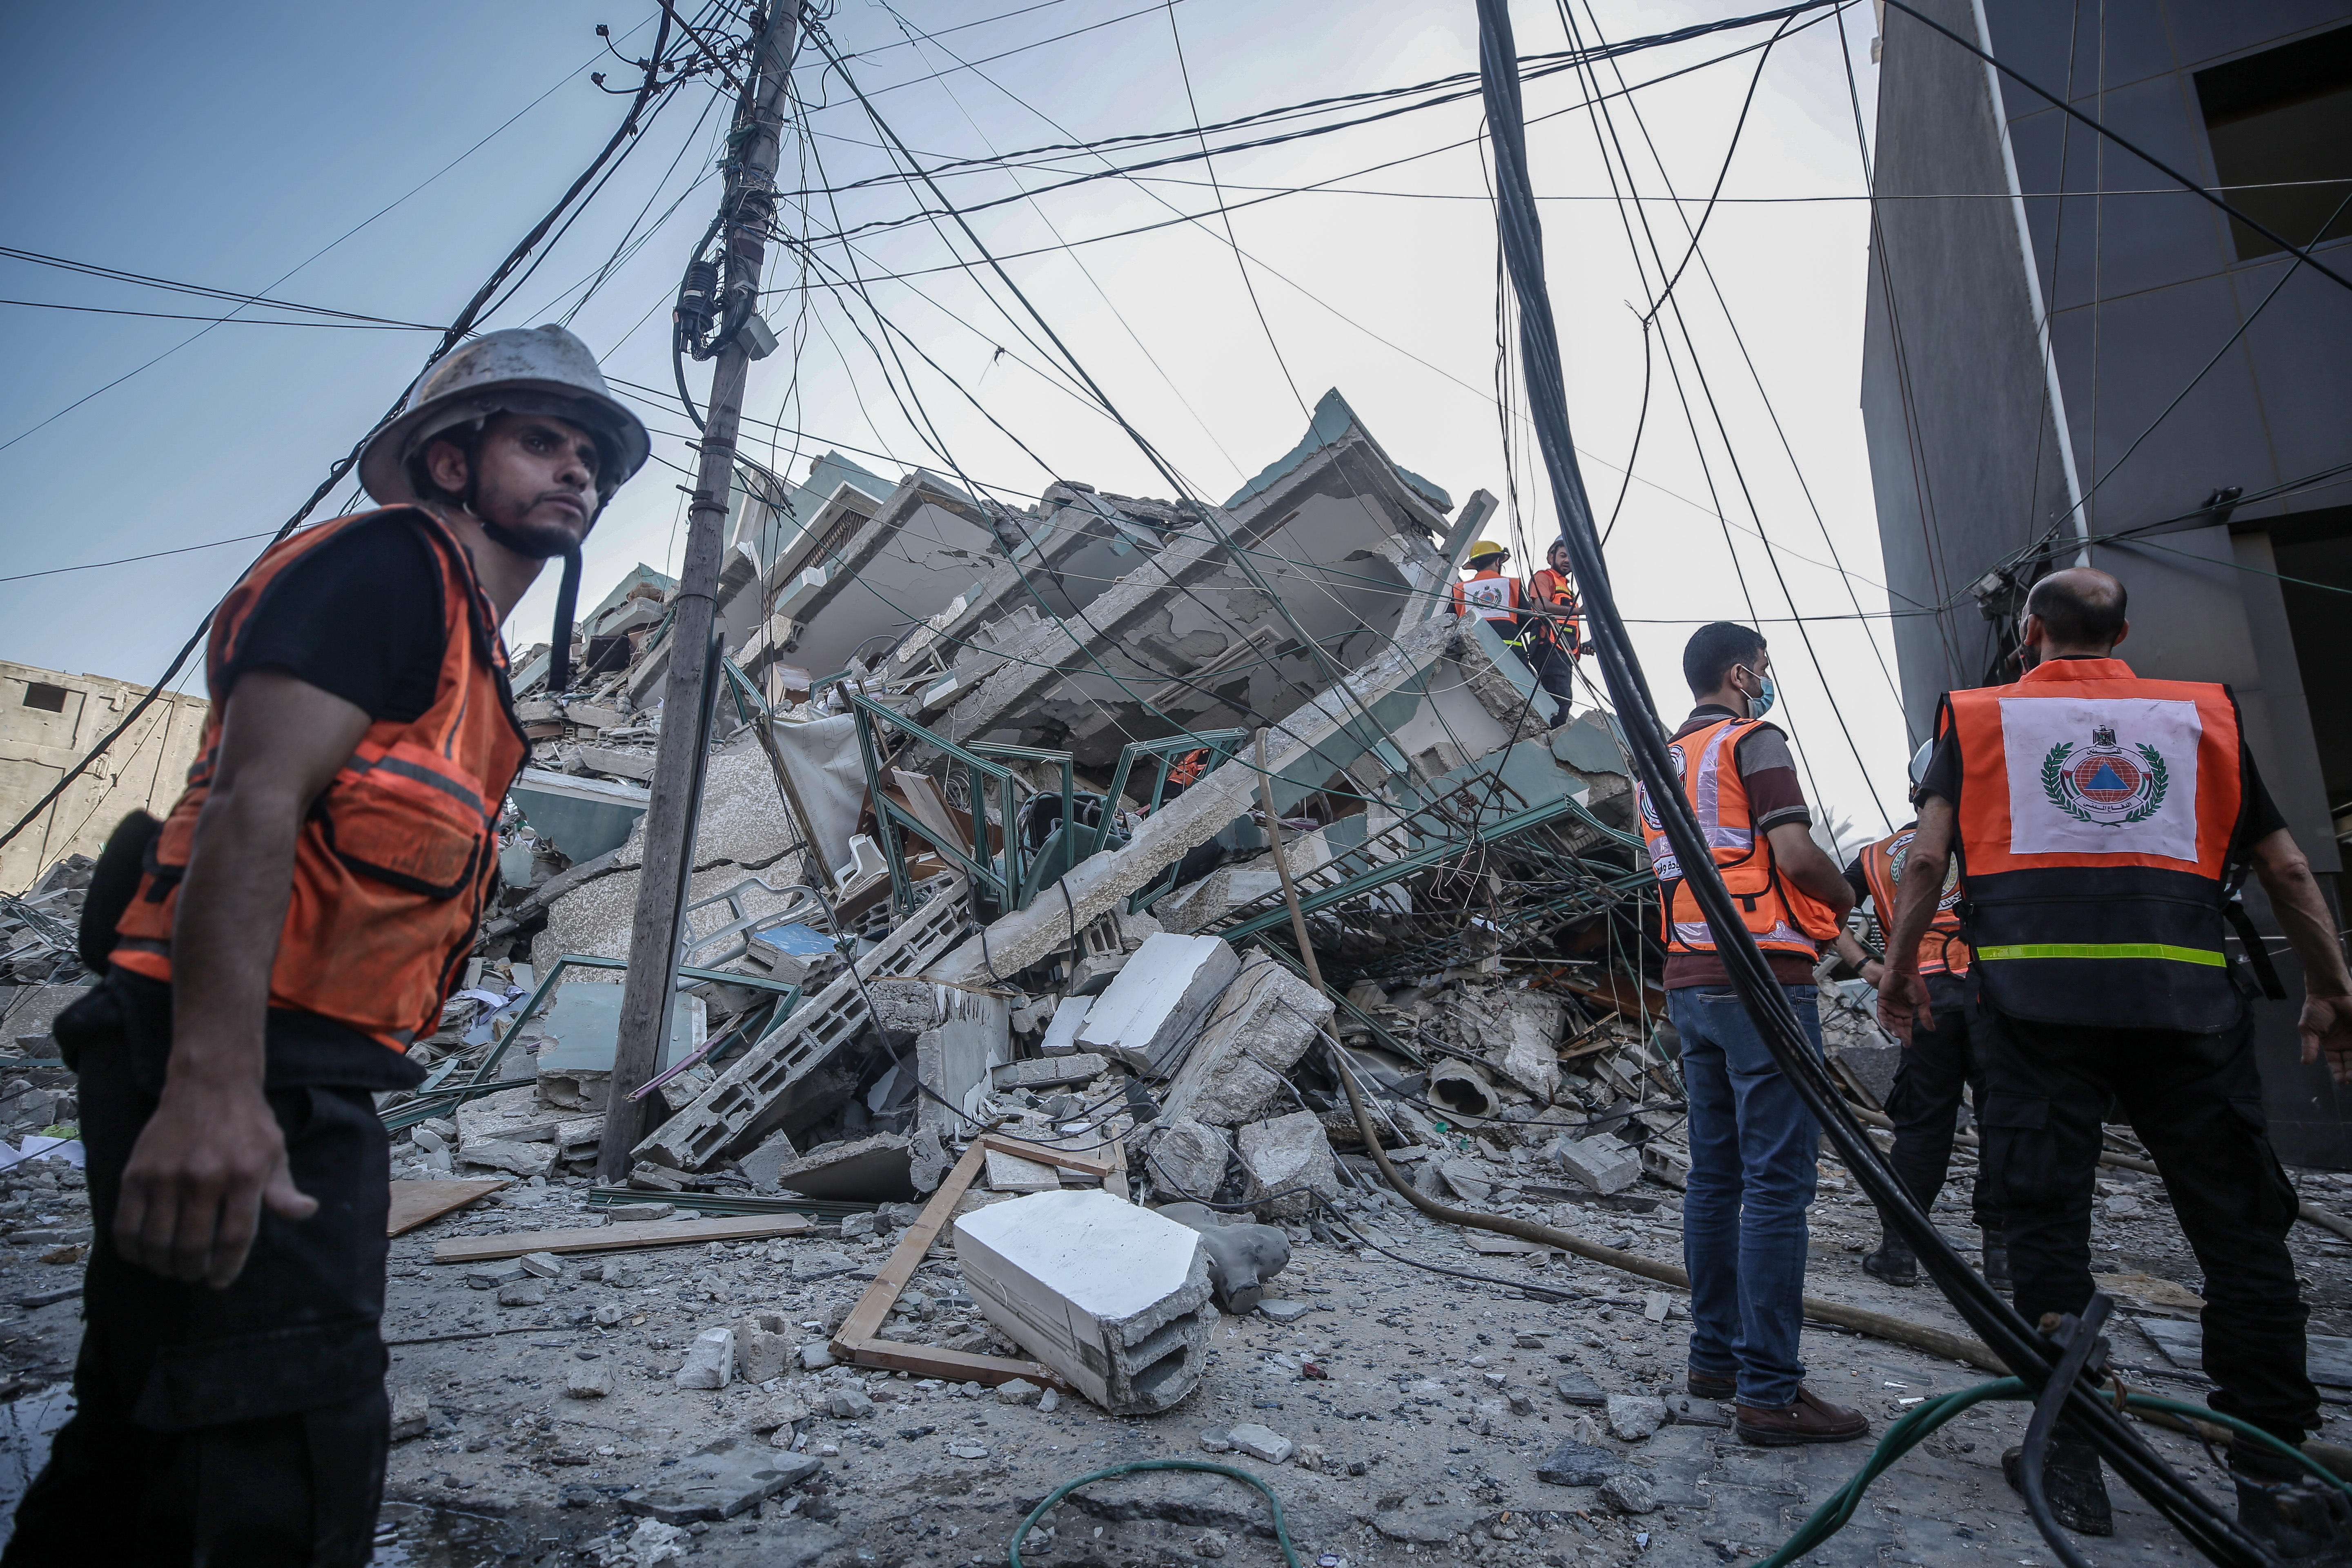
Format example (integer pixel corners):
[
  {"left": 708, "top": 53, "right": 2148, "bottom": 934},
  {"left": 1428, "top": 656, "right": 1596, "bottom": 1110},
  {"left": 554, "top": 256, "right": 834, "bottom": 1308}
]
[
  {"left": 1074, "top": 933, "right": 1241, "bottom": 1078},
  {"left": 953, "top": 1189, "right": 1214, "bottom": 1415}
]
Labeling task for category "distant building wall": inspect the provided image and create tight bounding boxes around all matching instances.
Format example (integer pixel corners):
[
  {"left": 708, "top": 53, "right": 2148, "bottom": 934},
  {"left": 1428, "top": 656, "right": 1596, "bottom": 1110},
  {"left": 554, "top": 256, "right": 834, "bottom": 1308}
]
[{"left": 0, "top": 661, "right": 209, "bottom": 893}]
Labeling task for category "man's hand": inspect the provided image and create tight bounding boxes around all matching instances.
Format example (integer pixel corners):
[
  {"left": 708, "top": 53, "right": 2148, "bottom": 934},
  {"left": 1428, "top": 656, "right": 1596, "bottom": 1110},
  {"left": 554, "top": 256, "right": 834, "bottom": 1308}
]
[
  {"left": 114, "top": 1076, "right": 315, "bottom": 1288},
  {"left": 2299, "top": 992, "right": 2352, "bottom": 1087},
  {"left": 1878, "top": 965, "right": 1930, "bottom": 1043}
]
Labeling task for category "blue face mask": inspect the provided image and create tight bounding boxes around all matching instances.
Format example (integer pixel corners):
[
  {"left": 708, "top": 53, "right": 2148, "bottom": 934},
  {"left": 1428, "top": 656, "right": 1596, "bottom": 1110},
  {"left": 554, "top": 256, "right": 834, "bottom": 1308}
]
[{"left": 1740, "top": 668, "right": 1776, "bottom": 719}]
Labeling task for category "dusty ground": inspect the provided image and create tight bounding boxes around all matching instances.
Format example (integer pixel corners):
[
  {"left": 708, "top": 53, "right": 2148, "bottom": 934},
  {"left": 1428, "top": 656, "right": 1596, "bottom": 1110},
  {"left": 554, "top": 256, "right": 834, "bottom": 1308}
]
[{"left": 4, "top": 1149, "right": 2352, "bottom": 1567}]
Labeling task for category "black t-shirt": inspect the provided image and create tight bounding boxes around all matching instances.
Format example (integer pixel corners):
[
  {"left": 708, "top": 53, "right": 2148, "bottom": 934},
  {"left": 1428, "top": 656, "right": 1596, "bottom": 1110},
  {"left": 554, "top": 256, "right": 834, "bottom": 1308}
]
[
  {"left": 1917, "top": 671, "right": 2287, "bottom": 848},
  {"left": 223, "top": 515, "right": 445, "bottom": 721},
  {"left": 207, "top": 512, "right": 453, "bottom": 1085}
]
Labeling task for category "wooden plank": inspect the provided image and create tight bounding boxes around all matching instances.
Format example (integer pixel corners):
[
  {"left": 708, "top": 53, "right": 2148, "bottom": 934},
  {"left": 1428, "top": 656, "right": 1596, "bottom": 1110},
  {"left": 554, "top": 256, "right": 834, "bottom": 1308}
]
[
  {"left": 430, "top": 1212, "right": 811, "bottom": 1265},
  {"left": 389, "top": 1178, "right": 508, "bottom": 1236},
  {"left": 830, "top": 1135, "right": 1114, "bottom": 1388}
]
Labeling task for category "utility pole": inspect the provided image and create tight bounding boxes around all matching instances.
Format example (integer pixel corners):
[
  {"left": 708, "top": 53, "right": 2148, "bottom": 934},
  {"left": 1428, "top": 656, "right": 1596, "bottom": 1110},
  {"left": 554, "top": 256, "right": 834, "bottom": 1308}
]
[{"left": 599, "top": 0, "right": 800, "bottom": 1181}]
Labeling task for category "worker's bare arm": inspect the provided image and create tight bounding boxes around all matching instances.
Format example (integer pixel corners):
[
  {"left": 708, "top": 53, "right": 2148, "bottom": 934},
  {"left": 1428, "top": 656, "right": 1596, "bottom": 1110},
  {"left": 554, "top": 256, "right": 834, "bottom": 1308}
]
[
  {"left": 2247, "top": 827, "right": 2352, "bottom": 1085},
  {"left": 1875, "top": 797, "right": 1955, "bottom": 1042},
  {"left": 113, "top": 670, "right": 372, "bottom": 1288}
]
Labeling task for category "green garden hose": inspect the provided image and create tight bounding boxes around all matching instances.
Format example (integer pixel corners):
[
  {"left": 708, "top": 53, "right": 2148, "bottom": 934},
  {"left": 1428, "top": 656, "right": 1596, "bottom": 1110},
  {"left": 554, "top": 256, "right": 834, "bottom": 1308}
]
[
  {"left": 1009, "top": 1459, "right": 1303, "bottom": 1568},
  {"left": 1762, "top": 1380, "right": 2352, "bottom": 1568}
]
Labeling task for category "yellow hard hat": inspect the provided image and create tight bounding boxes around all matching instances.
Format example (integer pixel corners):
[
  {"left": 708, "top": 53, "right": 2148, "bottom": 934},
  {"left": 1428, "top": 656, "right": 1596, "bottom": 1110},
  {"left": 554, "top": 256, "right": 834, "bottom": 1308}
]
[{"left": 1468, "top": 540, "right": 1509, "bottom": 561}]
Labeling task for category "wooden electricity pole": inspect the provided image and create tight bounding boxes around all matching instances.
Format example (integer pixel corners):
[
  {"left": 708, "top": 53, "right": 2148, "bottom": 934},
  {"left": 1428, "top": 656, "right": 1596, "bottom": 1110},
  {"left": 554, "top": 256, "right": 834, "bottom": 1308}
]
[{"left": 599, "top": 0, "right": 800, "bottom": 1181}]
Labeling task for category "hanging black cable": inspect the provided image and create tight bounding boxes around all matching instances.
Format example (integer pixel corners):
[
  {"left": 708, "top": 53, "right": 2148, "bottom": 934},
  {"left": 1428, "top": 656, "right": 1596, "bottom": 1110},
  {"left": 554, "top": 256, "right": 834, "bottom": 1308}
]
[{"left": 1470, "top": 0, "right": 2268, "bottom": 1560}]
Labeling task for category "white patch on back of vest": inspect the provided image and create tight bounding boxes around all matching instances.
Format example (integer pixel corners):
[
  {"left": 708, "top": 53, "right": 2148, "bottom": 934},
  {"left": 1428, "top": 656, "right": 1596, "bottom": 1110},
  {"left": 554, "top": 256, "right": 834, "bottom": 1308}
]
[{"left": 1998, "top": 695, "right": 2201, "bottom": 861}]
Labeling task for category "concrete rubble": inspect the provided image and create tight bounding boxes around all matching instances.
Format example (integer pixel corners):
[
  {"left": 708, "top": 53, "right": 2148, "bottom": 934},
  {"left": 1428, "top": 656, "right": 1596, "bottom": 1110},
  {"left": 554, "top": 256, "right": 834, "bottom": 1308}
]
[{"left": 11, "top": 402, "right": 2333, "bottom": 1568}]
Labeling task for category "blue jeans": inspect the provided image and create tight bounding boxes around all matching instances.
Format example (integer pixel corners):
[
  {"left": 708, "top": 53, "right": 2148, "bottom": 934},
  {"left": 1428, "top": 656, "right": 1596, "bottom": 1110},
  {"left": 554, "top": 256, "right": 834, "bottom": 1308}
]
[{"left": 1671, "top": 982, "right": 1823, "bottom": 1409}]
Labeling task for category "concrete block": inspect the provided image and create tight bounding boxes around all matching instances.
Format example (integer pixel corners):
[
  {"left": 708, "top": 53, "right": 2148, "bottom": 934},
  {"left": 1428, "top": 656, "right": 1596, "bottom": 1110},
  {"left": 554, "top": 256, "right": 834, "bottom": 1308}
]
[
  {"left": 565, "top": 1359, "right": 613, "bottom": 1399},
  {"left": 736, "top": 1129, "right": 800, "bottom": 1194},
  {"left": 676, "top": 1327, "right": 736, "bottom": 1389},
  {"left": 1555, "top": 1135, "right": 1642, "bottom": 1196},
  {"left": 954, "top": 1189, "right": 1213, "bottom": 1415},
  {"left": 984, "top": 1149, "right": 1063, "bottom": 1194},
  {"left": 1144, "top": 1117, "right": 1227, "bottom": 1200},
  {"left": 459, "top": 1139, "right": 555, "bottom": 1179},
  {"left": 798, "top": 1342, "right": 835, "bottom": 1370},
  {"left": 992, "top": 1053, "right": 1108, "bottom": 1091},
  {"left": 457, "top": 1084, "right": 560, "bottom": 1145},
  {"left": 909, "top": 1126, "right": 951, "bottom": 1194},
  {"left": 768, "top": 1134, "right": 914, "bottom": 1202},
  {"left": 1157, "top": 954, "right": 1332, "bottom": 1128},
  {"left": 390, "top": 1388, "right": 431, "bottom": 1441},
  {"left": 820, "top": 1388, "right": 875, "bottom": 1419},
  {"left": 995, "top": 1378, "right": 1043, "bottom": 1406},
  {"left": 735, "top": 1312, "right": 793, "bottom": 1384},
  {"left": 518, "top": 1251, "right": 564, "bottom": 1280},
  {"left": 1227, "top": 1423, "right": 1294, "bottom": 1464},
  {"left": 1535, "top": 1439, "right": 1621, "bottom": 1486},
  {"left": 1039, "top": 996, "right": 1091, "bottom": 1055},
  {"left": 1074, "top": 933, "right": 1241, "bottom": 1078},
  {"left": 498, "top": 1281, "right": 546, "bottom": 1308},
  {"left": 1236, "top": 1111, "right": 1338, "bottom": 1219},
  {"left": 637, "top": 888, "right": 968, "bottom": 1172},
  {"left": 579, "top": 746, "right": 656, "bottom": 782},
  {"left": 1606, "top": 1393, "right": 1666, "bottom": 1441}
]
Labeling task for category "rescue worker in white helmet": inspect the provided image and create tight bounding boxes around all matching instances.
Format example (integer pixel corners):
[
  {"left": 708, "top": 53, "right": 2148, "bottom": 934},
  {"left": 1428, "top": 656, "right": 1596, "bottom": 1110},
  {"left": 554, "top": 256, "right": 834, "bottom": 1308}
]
[
  {"left": 1878, "top": 566, "right": 2352, "bottom": 1549},
  {"left": 8, "top": 325, "right": 648, "bottom": 1563},
  {"left": 1833, "top": 740, "right": 2005, "bottom": 1293}
]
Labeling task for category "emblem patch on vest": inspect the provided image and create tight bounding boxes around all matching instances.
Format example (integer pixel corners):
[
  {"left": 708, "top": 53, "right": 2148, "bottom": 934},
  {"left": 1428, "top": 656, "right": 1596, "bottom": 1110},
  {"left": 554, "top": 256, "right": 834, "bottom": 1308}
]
[
  {"left": 2041, "top": 724, "right": 2167, "bottom": 827},
  {"left": 1999, "top": 696, "right": 2201, "bottom": 861}
]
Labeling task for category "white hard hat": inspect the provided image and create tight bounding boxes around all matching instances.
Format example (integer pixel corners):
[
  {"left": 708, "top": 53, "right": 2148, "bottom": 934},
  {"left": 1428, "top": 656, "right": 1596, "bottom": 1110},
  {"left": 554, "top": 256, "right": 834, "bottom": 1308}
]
[
  {"left": 359, "top": 324, "right": 650, "bottom": 507},
  {"left": 1908, "top": 739, "right": 1935, "bottom": 791}
]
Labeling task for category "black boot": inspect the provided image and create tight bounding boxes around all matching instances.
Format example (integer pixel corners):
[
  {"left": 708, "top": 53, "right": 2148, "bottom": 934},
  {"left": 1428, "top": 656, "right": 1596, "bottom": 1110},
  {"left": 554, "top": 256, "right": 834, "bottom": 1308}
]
[
  {"left": 1862, "top": 1231, "right": 1917, "bottom": 1287},
  {"left": 2003, "top": 1436, "right": 2114, "bottom": 1536},
  {"left": 1980, "top": 1231, "right": 2012, "bottom": 1293},
  {"left": 2232, "top": 1440, "right": 2352, "bottom": 1564}
]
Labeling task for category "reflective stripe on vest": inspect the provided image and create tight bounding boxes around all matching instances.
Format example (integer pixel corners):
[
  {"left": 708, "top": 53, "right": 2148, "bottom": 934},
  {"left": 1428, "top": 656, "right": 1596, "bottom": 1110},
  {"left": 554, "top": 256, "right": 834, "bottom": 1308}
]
[
  {"left": 1860, "top": 826, "right": 1971, "bottom": 977},
  {"left": 111, "top": 508, "right": 528, "bottom": 1051},
  {"left": 1452, "top": 572, "right": 1519, "bottom": 622},
  {"left": 1636, "top": 717, "right": 1840, "bottom": 958},
  {"left": 1940, "top": 658, "right": 2246, "bottom": 1031}
]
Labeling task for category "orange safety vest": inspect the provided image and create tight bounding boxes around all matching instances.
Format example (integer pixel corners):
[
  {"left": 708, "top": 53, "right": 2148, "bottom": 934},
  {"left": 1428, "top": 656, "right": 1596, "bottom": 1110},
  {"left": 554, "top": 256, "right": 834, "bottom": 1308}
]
[
  {"left": 1524, "top": 568, "right": 1581, "bottom": 654},
  {"left": 1450, "top": 568, "right": 1521, "bottom": 624},
  {"left": 1860, "top": 824, "right": 1970, "bottom": 977},
  {"left": 1939, "top": 657, "right": 2247, "bottom": 1031},
  {"left": 1637, "top": 717, "right": 1842, "bottom": 959},
  {"left": 114, "top": 508, "right": 528, "bottom": 1050},
  {"left": 1166, "top": 748, "right": 1209, "bottom": 788}
]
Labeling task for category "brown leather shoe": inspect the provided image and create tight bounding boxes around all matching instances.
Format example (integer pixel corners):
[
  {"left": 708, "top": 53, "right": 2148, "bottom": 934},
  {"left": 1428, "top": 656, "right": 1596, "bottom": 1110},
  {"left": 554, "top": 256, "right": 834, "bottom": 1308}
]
[
  {"left": 1687, "top": 1371, "right": 1736, "bottom": 1401},
  {"left": 1735, "top": 1386, "right": 1871, "bottom": 1446}
]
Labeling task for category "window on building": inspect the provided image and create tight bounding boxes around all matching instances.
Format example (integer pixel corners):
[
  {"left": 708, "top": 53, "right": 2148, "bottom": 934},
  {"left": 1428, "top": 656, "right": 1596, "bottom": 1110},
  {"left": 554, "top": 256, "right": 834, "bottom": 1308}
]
[
  {"left": 2195, "top": 24, "right": 2352, "bottom": 261},
  {"left": 20, "top": 682, "right": 67, "bottom": 713}
]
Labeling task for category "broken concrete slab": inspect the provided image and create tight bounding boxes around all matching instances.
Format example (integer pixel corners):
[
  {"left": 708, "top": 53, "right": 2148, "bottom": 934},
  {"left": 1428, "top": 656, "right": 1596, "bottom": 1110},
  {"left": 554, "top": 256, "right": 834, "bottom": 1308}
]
[
  {"left": 457, "top": 1139, "right": 557, "bottom": 1180},
  {"left": 736, "top": 1128, "right": 800, "bottom": 1194},
  {"left": 1486, "top": 989, "right": 1564, "bottom": 1103},
  {"left": 915, "top": 990, "right": 1010, "bottom": 1141},
  {"left": 1156, "top": 953, "right": 1332, "bottom": 1128},
  {"left": 1075, "top": 933, "right": 1241, "bottom": 1078},
  {"left": 770, "top": 1134, "right": 915, "bottom": 1203},
  {"left": 1039, "top": 996, "right": 1091, "bottom": 1055},
  {"left": 954, "top": 1189, "right": 1214, "bottom": 1416},
  {"left": 1534, "top": 1439, "right": 1622, "bottom": 1487},
  {"left": 1237, "top": 1111, "right": 1338, "bottom": 1220},
  {"left": 619, "top": 1440, "right": 822, "bottom": 1524},
  {"left": 1553, "top": 1369, "right": 1606, "bottom": 1406},
  {"left": 984, "top": 1149, "right": 1065, "bottom": 1195},
  {"left": 992, "top": 1053, "right": 1109, "bottom": 1091},
  {"left": 1225, "top": 1423, "right": 1293, "bottom": 1464}
]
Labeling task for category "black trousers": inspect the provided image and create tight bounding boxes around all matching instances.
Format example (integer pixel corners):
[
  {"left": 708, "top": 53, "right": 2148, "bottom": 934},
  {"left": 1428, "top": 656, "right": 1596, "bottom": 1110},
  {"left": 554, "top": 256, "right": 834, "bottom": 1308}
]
[
  {"left": 4, "top": 981, "right": 395, "bottom": 1567},
  {"left": 1881, "top": 992, "right": 1998, "bottom": 1232},
  {"left": 1977, "top": 1004, "right": 2316, "bottom": 1443},
  {"left": 1521, "top": 639, "right": 1576, "bottom": 724}
]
